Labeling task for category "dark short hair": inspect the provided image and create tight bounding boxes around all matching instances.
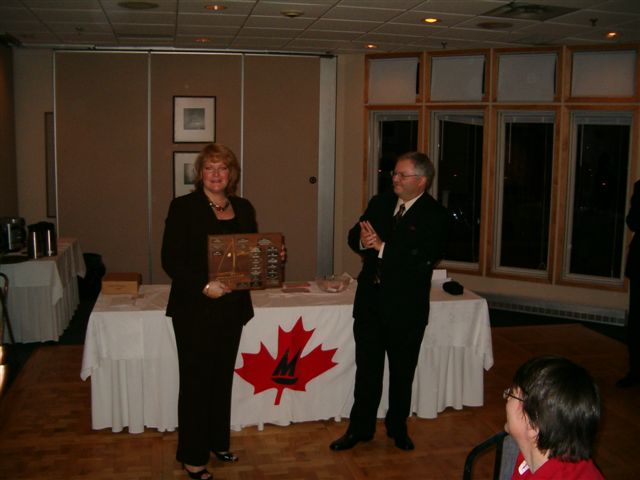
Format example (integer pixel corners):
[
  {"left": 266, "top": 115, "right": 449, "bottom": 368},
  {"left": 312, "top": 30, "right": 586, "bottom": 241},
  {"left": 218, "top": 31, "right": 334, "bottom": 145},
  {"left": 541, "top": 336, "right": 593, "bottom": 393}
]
[
  {"left": 193, "top": 143, "right": 241, "bottom": 195},
  {"left": 512, "top": 356, "right": 601, "bottom": 462},
  {"left": 396, "top": 151, "right": 435, "bottom": 189}
]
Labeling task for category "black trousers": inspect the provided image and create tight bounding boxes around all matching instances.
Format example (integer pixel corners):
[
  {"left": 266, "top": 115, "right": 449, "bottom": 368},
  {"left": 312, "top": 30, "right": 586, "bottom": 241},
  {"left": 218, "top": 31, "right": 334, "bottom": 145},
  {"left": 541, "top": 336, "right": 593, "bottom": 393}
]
[
  {"left": 626, "top": 278, "right": 640, "bottom": 376},
  {"left": 348, "top": 296, "right": 427, "bottom": 437},
  {"left": 172, "top": 312, "right": 244, "bottom": 466}
]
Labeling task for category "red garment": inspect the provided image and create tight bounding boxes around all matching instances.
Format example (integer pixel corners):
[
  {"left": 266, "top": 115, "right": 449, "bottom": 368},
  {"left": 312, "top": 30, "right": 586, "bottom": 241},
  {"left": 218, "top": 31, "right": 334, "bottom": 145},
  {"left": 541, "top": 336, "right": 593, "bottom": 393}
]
[{"left": 511, "top": 452, "right": 604, "bottom": 479}]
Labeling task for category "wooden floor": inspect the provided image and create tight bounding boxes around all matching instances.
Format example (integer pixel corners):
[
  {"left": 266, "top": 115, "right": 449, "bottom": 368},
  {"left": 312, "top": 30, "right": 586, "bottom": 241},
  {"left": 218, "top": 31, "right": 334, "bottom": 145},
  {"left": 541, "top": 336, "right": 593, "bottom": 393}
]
[{"left": 0, "top": 323, "right": 637, "bottom": 480}]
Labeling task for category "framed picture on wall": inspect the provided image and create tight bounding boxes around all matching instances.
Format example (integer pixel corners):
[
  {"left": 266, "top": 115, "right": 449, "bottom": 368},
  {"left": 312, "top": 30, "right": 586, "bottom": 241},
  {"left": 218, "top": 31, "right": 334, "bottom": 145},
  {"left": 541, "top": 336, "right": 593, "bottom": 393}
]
[
  {"left": 173, "top": 96, "right": 216, "bottom": 143},
  {"left": 173, "top": 151, "right": 198, "bottom": 197}
]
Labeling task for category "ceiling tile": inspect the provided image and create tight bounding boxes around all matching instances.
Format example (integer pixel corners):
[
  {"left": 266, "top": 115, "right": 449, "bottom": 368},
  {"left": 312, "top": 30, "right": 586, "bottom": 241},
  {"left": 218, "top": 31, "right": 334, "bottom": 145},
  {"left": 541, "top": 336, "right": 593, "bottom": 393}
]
[
  {"left": 301, "top": 29, "right": 361, "bottom": 40},
  {"left": 179, "top": 13, "right": 247, "bottom": 27},
  {"left": 245, "top": 15, "right": 315, "bottom": 28},
  {"left": 324, "top": 5, "right": 405, "bottom": 22},
  {"left": 312, "top": 18, "right": 378, "bottom": 32},
  {"left": 0, "top": 0, "right": 636, "bottom": 52},
  {"left": 252, "top": 1, "right": 331, "bottom": 17}
]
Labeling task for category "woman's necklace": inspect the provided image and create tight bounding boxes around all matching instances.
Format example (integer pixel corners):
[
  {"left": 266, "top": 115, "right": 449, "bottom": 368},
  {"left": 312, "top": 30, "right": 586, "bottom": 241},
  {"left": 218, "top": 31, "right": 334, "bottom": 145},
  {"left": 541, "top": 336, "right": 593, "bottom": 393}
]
[{"left": 209, "top": 200, "right": 230, "bottom": 212}]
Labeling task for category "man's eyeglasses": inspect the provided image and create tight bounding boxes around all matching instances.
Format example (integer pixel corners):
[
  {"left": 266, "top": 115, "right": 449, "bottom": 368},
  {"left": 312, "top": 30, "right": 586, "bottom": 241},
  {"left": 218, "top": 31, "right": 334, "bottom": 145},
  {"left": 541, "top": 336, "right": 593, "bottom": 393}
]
[
  {"left": 390, "top": 171, "right": 421, "bottom": 179},
  {"left": 503, "top": 388, "right": 524, "bottom": 402}
]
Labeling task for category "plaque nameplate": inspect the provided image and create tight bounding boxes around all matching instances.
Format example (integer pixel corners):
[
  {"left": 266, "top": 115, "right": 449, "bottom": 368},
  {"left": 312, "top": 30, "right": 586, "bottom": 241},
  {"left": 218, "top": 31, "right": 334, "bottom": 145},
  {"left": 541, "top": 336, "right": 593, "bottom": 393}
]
[{"left": 207, "top": 232, "right": 283, "bottom": 290}]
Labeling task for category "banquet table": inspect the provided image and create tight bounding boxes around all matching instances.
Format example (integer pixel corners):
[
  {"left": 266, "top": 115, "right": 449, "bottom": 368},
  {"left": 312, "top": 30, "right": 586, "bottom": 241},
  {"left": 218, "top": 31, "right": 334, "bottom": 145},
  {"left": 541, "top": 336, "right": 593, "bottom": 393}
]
[
  {"left": 81, "top": 281, "right": 493, "bottom": 434},
  {"left": 0, "top": 238, "right": 85, "bottom": 343}
]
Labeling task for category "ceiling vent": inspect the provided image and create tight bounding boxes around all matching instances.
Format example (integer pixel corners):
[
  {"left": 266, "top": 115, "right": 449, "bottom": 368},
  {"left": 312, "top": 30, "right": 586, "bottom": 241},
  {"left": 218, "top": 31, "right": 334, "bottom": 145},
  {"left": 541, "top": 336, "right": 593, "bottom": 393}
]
[{"left": 482, "top": 2, "right": 577, "bottom": 21}]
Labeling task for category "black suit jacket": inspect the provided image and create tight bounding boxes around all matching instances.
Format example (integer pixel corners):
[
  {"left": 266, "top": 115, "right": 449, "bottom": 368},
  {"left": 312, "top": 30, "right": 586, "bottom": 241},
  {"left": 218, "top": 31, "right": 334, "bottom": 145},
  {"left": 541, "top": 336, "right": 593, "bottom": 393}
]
[
  {"left": 348, "top": 190, "right": 449, "bottom": 325},
  {"left": 626, "top": 180, "right": 640, "bottom": 280},
  {"left": 161, "top": 188, "right": 258, "bottom": 324}
]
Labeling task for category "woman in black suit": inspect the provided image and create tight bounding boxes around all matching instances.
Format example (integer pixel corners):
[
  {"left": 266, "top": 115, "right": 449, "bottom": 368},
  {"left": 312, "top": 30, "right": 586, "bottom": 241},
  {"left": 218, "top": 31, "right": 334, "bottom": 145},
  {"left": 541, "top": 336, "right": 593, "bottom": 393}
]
[{"left": 162, "top": 143, "right": 257, "bottom": 479}]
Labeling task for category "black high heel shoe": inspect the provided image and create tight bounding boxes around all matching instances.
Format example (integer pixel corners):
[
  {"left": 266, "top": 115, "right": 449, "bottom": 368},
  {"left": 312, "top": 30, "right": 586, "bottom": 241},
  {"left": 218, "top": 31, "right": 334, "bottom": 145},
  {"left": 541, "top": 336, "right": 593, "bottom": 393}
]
[
  {"left": 182, "top": 464, "right": 213, "bottom": 479},
  {"left": 212, "top": 451, "right": 239, "bottom": 462}
]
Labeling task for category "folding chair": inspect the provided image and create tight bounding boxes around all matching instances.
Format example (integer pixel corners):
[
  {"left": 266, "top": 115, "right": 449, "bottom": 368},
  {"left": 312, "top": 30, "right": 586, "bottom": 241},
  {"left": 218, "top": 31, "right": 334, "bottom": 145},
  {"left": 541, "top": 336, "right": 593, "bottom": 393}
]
[{"left": 463, "top": 431, "right": 519, "bottom": 480}]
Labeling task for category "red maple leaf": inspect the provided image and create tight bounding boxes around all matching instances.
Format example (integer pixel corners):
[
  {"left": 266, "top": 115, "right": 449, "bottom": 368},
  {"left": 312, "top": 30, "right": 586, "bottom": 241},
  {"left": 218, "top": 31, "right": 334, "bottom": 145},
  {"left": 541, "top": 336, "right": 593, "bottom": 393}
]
[{"left": 235, "top": 316, "right": 338, "bottom": 405}]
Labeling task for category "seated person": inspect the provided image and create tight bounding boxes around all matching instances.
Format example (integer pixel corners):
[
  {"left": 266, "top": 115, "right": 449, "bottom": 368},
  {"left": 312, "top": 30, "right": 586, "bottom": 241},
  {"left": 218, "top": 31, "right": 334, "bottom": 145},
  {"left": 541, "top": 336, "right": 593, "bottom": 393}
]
[{"left": 503, "top": 355, "right": 604, "bottom": 479}]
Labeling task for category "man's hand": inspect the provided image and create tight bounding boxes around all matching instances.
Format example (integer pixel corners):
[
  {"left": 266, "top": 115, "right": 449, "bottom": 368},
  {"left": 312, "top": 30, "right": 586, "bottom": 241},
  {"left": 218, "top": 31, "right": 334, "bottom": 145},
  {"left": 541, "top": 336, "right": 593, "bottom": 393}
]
[{"left": 360, "top": 221, "right": 382, "bottom": 251}]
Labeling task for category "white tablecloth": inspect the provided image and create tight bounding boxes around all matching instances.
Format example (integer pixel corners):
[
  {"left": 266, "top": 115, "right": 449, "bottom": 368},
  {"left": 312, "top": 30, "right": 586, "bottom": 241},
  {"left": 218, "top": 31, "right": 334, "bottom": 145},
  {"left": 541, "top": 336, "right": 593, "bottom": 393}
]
[
  {"left": 1, "top": 238, "right": 85, "bottom": 343},
  {"left": 81, "top": 282, "right": 493, "bottom": 433}
]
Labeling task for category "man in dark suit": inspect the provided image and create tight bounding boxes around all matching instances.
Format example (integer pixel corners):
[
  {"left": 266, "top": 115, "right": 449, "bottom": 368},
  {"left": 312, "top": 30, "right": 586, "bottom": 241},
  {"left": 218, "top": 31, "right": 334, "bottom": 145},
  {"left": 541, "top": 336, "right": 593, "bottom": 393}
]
[
  {"left": 330, "top": 151, "right": 448, "bottom": 451},
  {"left": 618, "top": 179, "right": 640, "bottom": 387}
]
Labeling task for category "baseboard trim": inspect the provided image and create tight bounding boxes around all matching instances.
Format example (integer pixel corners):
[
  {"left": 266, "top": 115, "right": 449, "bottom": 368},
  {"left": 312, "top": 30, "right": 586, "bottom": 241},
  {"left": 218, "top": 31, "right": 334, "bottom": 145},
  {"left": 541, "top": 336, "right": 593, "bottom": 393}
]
[{"left": 480, "top": 293, "right": 626, "bottom": 327}]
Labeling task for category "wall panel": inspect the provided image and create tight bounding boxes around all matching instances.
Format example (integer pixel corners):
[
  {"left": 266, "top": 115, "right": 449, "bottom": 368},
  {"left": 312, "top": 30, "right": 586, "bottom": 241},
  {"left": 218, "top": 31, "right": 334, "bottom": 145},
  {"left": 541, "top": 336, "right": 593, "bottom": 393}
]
[
  {"left": 0, "top": 45, "right": 17, "bottom": 217},
  {"left": 243, "top": 55, "right": 320, "bottom": 282},
  {"left": 149, "top": 53, "right": 243, "bottom": 283},
  {"left": 56, "top": 52, "right": 149, "bottom": 277}
]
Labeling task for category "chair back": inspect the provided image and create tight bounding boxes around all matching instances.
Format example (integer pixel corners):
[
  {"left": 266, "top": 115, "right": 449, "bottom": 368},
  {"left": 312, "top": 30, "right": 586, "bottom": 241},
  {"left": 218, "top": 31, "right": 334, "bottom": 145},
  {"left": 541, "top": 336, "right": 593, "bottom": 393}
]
[{"left": 463, "top": 431, "right": 519, "bottom": 480}]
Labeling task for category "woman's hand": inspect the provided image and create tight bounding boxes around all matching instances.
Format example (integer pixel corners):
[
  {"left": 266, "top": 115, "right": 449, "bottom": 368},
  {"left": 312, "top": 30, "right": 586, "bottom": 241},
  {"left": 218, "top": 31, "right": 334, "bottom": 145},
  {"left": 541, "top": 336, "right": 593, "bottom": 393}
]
[{"left": 203, "top": 280, "right": 231, "bottom": 298}]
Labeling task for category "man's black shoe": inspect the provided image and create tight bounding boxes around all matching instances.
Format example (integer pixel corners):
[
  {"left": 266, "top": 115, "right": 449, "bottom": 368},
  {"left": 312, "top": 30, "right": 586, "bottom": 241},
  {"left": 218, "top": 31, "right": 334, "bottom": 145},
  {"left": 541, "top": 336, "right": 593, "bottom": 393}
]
[
  {"left": 391, "top": 433, "right": 415, "bottom": 451},
  {"left": 329, "top": 432, "right": 373, "bottom": 451}
]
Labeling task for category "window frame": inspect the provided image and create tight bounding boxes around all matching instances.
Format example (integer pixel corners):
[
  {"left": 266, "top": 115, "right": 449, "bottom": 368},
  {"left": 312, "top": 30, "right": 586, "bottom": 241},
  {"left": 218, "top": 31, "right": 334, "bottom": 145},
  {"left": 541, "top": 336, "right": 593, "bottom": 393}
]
[
  {"left": 560, "top": 109, "right": 634, "bottom": 287},
  {"left": 430, "top": 108, "right": 487, "bottom": 272},
  {"left": 490, "top": 109, "right": 559, "bottom": 280},
  {"left": 366, "top": 108, "right": 421, "bottom": 200}
]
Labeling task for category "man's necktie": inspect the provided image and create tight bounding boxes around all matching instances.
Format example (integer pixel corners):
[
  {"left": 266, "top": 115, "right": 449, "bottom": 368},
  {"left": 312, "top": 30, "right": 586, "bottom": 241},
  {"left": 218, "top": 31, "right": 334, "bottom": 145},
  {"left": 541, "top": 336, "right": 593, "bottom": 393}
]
[{"left": 394, "top": 203, "right": 405, "bottom": 226}]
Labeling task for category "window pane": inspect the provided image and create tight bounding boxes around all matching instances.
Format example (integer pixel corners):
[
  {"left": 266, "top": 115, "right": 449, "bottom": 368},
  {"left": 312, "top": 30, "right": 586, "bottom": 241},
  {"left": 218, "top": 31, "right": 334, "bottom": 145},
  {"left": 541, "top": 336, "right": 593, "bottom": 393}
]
[
  {"left": 369, "top": 57, "right": 419, "bottom": 104},
  {"left": 430, "top": 55, "right": 485, "bottom": 101},
  {"left": 497, "top": 53, "right": 556, "bottom": 102},
  {"left": 435, "top": 115, "right": 483, "bottom": 263},
  {"left": 571, "top": 50, "right": 636, "bottom": 97},
  {"left": 498, "top": 118, "right": 554, "bottom": 271},
  {"left": 377, "top": 119, "right": 418, "bottom": 195},
  {"left": 568, "top": 119, "right": 630, "bottom": 278}
]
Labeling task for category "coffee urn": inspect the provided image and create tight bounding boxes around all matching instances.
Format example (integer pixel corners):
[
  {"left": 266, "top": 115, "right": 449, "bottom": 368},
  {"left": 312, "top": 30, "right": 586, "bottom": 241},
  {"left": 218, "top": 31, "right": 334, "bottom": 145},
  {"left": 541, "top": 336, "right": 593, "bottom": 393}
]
[
  {"left": 26, "top": 222, "right": 57, "bottom": 259},
  {"left": 0, "top": 217, "right": 26, "bottom": 253}
]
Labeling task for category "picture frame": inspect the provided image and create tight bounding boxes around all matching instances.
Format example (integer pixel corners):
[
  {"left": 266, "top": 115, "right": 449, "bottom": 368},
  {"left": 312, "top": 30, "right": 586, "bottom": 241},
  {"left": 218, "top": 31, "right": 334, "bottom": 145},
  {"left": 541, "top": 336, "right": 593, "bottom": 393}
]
[
  {"left": 173, "top": 96, "right": 216, "bottom": 143},
  {"left": 173, "top": 151, "right": 198, "bottom": 198}
]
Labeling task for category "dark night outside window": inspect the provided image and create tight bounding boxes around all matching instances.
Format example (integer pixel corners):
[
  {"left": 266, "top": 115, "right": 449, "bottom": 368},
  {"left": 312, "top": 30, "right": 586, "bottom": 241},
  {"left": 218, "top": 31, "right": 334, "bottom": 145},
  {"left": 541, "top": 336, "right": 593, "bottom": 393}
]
[
  {"left": 568, "top": 119, "right": 630, "bottom": 279},
  {"left": 376, "top": 119, "right": 418, "bottom": 195},
  {"left": 498, "top": 117, "right": 554, "bottom": 271},
  {"left": 436, "top": 116, "right": 483, "bottom": 263}
]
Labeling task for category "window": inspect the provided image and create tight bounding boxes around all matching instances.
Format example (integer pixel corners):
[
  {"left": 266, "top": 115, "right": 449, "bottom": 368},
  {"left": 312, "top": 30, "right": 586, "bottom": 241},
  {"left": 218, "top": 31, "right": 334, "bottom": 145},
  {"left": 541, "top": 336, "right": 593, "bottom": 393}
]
[
  {"left": 564, "top": 112, "right": 631, "bottom": 283},
  {"left": 497, "top": 53, "right": 557, "bottom": 102},
  {"left": 571, "top": 50, "right": 636, "bottom": 97},
  {"left": 431, "top": 112, "right": 484, "bottom": 265},
  {"left": 495, "top": 112, "right": 555, "bottom": 274},
  {"left": 368, "top": 57, "right": 420, "bottom": 104},
  {"left": 368, "top": 111, "right": 419, "bottom": 197},
  {"left": 430, "top": 55, "right": 485, "bottom": 101}
]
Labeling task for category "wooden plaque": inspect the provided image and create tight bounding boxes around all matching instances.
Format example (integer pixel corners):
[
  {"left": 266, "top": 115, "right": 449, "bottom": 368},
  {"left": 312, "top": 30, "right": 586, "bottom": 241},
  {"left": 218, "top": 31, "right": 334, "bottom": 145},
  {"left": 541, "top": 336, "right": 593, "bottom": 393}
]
[{"left": 207, "top": 232, "right": 283, "bottom": 290}]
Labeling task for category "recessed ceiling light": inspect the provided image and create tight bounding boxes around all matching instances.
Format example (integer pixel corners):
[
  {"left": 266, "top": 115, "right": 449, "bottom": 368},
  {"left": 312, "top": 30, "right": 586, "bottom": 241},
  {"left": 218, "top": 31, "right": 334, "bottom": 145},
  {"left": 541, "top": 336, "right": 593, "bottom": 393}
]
[
  {"left": 117, "top": 1, "right": 158, "bottom": 9},
  {"left": 366, "top": 44, "right": 378, "bottom": 49},
  {"left": 205, "top": 4, "right": 227, "bottom": 11},
  {"left": 422, "top": 17, "right": 440, "bottom": 24},
  {"left": 281, "top": 9, "right": 304, "bottom": 18},
  {"left": 606, "top": 31, "right": 618, "bottom": 39}
]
